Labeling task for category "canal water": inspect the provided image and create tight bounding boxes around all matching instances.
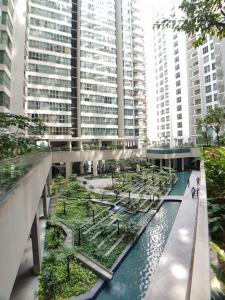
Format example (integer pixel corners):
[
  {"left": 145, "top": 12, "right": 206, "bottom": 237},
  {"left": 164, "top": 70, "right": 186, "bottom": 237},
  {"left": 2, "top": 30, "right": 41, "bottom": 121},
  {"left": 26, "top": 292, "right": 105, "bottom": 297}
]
[{"left": 96, "top": 201, "right": 180, "bottom": 300}]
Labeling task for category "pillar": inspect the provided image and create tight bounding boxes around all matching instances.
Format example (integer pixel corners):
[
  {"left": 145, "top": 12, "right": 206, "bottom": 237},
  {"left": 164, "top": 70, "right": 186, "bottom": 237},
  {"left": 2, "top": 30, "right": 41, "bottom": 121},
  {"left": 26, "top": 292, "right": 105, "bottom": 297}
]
[
  {"left": 171, "top": 159, "right": 174, "bottom": 169},
  {"left": 42, "top": 185, "right": 48, "bottom": 219},
  {"left": 182, "top": 158, "right": 185, "bottom": 171},
  {"left": 168, "top": 159, "right": 171, "bottom": 172},
  {"left": 93, "top": 160, "right": 98, "bottom": 176},
  {"left": 151, "top": 159, "right": 155, "bottom": 166},
  {"left": 80, "top": 162, "right": 85, "bottom": 175},
  {"left": 136, "top": 164, "right": 140, "bottom": 172},
  {"left": 66, "top": 162, "right": 72, "bottom": 178},
  {"left": 31, "top": 214, "right": 41, "bottom": 275},
  {"left": 160, "top": 159, "right": 163, "bottom": 169},
  {"left": 68, "top": 141, "right": 72, "bottom": 151},
  {"left": 99, "top": 160, "right": 103, "bottom": 174},
  {"left": 46, "top": 174, "right": 51, "bottom": 196},
  {"left": 98, "top": 140, "right": 102, "bottom": 150}
]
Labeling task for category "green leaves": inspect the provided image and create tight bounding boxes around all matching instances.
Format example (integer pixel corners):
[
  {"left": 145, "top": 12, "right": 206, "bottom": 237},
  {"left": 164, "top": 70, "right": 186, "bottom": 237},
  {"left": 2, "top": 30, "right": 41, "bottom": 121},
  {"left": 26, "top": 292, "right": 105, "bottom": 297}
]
[
  {"left": 153, "top": 0, "right": 225, "bottom": 47},
  {"left": 0, "top": 113, "right": 47, "bottom": 160}
]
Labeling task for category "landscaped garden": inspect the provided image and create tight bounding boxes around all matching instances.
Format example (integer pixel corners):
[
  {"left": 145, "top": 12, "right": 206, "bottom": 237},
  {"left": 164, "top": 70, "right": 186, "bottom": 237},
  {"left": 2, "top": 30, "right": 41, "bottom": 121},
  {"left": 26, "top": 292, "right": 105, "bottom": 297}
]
[{"left": 39, "top": 160, "right": 177, "bottom": 299}]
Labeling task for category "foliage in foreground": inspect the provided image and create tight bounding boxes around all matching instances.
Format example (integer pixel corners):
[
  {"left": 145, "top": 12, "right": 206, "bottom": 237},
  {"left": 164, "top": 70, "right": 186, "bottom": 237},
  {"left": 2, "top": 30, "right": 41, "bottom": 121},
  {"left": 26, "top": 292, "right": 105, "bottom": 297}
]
[
  {"left": 154, "top": 0, "right": 225, "bottom": 47},
  {"left": 0, "top": 112, "right": 46, "bottom": 160},
  {"left": 211, "top": 242, "right": 225, "bottom": 298},
  {"left": 39, "top": 252, "right": 97, "bottom": 300},
  {"left": 201, "top": 147, "right": 225, "bottom": 294}
]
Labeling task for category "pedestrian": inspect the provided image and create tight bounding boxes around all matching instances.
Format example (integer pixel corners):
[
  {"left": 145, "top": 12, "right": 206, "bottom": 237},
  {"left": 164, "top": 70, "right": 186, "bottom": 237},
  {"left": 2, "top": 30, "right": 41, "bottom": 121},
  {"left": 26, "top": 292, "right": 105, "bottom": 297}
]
[
  {"left": 191, "top": 186, "right": 196, "bottom": 198},
  {"left": 187, "top": 178, "right": 190, "bottom": 188},
  {"left": 196, "top": 188, "right": 199, "bottom": 198},
  {"left": 196, "top": 177, "right": 200, "bottom": 186}
]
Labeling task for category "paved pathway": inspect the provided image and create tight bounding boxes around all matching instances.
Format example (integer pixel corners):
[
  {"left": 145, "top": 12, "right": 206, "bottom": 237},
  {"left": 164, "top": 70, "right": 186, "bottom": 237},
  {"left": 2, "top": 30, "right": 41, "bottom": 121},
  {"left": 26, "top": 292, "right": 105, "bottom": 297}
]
[{"left": 145, "top": 170, "right": 201, "bottom": 300}]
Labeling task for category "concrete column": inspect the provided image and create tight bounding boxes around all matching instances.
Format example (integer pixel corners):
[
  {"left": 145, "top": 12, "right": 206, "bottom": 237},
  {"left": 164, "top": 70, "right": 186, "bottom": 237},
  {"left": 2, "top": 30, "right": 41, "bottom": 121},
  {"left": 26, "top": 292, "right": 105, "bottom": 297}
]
[
  {"left": 66, "top": 162, "right": 72, "bottom": 178},
  {"left": 99, "top": 160, "right": 103, "bottom": 174},
  {"left": 31, "top": 214, "right": 41, "bottom": 275},
  {"left": 80, "top": 142, "right": 83, "bottom": 151},
  {"left": 182, "top": 158, "right": 185, "bottom": 171},
  {"left": 160, "top": 159, "right": 163, "bottom": 169},
  {"left": 80, "top": 162, "right": 85, "bottom": 175},
  {"left": 46, "top": 174, "right": 51, "bottom": 196},
  {"left": 93, "top": 160, "right": 98, "bottom": 176},
  {"left": 68, "top": 141, "right": 72, "bottom": 151},
  {"left": 168, "top": 159, "right": 171, "bottom": 172},
  {"left": 42, "top": 185, "right": 48, "bottom": 219},
  {"left": 98, "top": 140, "right": 102, "bottom": 150}
]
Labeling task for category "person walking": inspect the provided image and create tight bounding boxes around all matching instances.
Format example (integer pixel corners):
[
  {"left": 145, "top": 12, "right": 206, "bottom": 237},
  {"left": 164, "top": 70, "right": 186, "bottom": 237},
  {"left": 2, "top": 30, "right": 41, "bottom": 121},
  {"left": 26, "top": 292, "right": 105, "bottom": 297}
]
[
  {"left": 191, "top": 186, "right": 196, "bottom": 198},
  {"left": 187, "top": 178, "right": 190, "bottom": 188},
  {"left": 196, "top": 177, "right": 200, "bottom": 186},
  {"left": 196, "top": 188, "right": 199, "bottom": 198}
]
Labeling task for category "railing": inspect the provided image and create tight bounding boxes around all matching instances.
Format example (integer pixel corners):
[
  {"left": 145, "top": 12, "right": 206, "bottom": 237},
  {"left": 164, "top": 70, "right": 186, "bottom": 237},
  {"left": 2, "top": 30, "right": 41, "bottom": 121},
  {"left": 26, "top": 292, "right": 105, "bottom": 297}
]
[
  {"left": 0, "top": 152, "right": 50, "bottom": 204},
  {"left": 147, "top": 147, "right": 191, "bottom": 154}
]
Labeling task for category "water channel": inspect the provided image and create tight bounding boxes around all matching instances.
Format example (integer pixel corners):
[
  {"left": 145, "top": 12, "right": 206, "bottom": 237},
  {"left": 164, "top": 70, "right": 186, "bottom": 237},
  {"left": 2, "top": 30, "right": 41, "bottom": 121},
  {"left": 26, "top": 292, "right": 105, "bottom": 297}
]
[{"left": 96, "top": 201, "right": 180, "bottom": 300}]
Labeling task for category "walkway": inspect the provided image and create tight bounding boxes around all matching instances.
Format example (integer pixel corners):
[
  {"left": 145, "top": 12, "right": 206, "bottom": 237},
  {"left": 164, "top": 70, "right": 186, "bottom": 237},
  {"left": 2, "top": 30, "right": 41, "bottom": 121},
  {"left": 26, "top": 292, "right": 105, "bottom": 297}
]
[
  {"left": 144, "top": 170, "right": 200, "bottom": 300},
  {"left": 75, "top": 253, "right": 113, "bottom": 281}
]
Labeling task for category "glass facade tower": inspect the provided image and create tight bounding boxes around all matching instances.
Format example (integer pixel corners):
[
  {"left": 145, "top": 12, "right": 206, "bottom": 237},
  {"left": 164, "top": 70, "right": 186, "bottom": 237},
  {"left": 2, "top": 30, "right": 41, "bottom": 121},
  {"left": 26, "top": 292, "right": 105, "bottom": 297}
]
[{"left": 24, "top": 0, "right": 146, "bottom": 148}]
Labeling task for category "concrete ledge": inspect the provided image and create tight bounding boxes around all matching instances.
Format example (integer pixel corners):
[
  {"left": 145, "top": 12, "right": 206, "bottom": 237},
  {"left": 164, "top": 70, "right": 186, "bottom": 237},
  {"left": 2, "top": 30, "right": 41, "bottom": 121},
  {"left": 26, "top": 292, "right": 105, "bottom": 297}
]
[{"left": 0, "top": 153, "right": 52, "bottom": 300}]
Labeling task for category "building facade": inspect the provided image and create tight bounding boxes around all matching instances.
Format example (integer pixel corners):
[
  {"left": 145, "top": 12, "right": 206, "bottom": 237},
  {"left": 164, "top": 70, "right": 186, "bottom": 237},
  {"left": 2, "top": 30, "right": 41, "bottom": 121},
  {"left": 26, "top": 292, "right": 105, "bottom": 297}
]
[
  {"left": 152, "top": 6, "right": 190, "bottom": 147},
  {"left": 187, "top": 35, "right": 223, "bottom": 144},
  {"left": 0, "top": 0, "right": 14, "bottom": 112},
  {"left": 24, "top": 0, "right": 146, "bottom": 148}
]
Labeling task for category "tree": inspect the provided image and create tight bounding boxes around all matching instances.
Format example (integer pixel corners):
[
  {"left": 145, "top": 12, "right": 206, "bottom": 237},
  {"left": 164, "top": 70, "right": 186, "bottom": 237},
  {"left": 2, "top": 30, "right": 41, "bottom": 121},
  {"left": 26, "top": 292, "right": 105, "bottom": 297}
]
[
  {"left": 154, "top": 0, "right": 225, "bottom": 47},
  {"left": 0, "top": 112, "right": 46, "bottom": 160},
  {"left": 207, "top": 107, "right": 225, "bottom": 147},
  {"left": 196, "top": 117, "right": 212, "bottom": 146}
]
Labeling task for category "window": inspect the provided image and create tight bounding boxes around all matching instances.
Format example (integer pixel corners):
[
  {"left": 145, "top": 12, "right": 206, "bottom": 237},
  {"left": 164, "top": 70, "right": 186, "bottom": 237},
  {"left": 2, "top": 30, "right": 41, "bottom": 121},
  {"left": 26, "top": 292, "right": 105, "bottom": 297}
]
[
  {"left": 177, "top": 122, "right": 182, "bottom": 128},
  {"left": 177, "top": 105, "right": 182, "bottom": 112},
  {"left": 177, "top": 113, "right": 182, "bottom": 120},
  {"left": 195, "top": 99, "right": 201, "bottom": 105},
  {"left": 205, "top": 75, "right": 211, "bottom": 83},
  {"left": 194, "top": 89, "right": 200, "bottom": 95},
  {"left": 206, "top": 95, "right": 212, "bottom": 103},
  {"left": 205, "top": 85, "right": 211, "bottom": 93},
  {"left": 193, "top": 70, "right": 199, "bottom": 76},
  {"left": 177, "top": 130, "right": 183, "bottom": 136},
  {"left": 195, "top": 108, "right": 201, "bottom": 115},
  {"left": 213, "top": 83, "right": 217, "bottom": 91},
  {"left": 203, "top": 46, "right": 208, "bottom": 54},
  {"left": 214, "top": 94, "right": 218, "bottom": 101},
  {"left": 212, "top": 63, "right": 216, "bottom": 70},
  {"left": 192, "top": 61, "right": 198, "bottom": 67},
  {"left": 176, "top": 88, "right": 181, "bottom": 95},
  {"left": 194, "top": 79, "right": 200, "bottom": 85},
  {"left": 177, "top": 97, "right": 181, "bottom": 103},
  {"left": 203, "top": 55, "right": 209, "bottom": 64},
  {"left": 213, "top": 73, "right": 216, "bottom": 80},
  {"left": 207, "top": 106, "right": 212, "bottom": 112},
  {"left": 204, "top": 65, "right": 210, "bottom": 73}
]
